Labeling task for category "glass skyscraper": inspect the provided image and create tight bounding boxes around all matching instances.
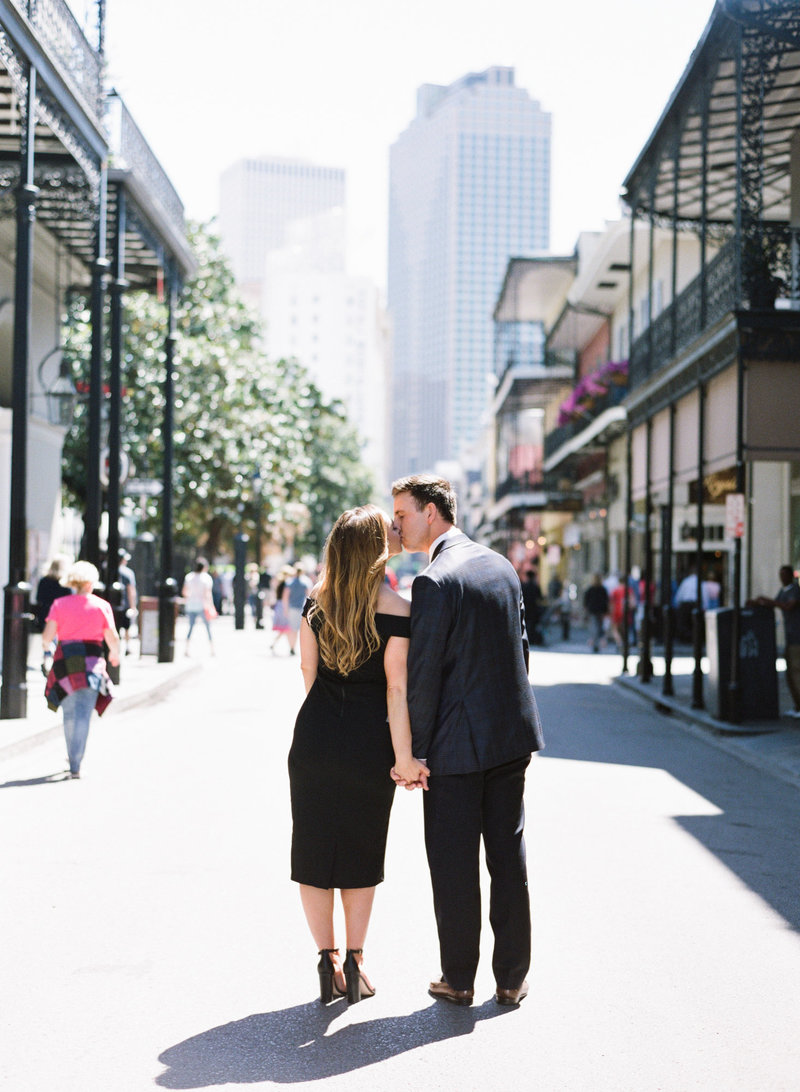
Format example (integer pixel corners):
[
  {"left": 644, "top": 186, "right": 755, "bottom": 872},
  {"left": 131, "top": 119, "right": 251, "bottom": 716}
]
[{"left": 388, "top": 67, "right": 551, "bottom": 481}]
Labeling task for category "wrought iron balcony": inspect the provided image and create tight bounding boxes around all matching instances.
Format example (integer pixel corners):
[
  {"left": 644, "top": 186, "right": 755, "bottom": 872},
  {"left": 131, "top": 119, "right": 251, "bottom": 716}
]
[
  {"left": 627, "top": 229, "right": 800, "bottom": 389},
  {"left": 545, "top": 381, "right": 627, "bottom": 462},
  {"left": 10, "top": 0, "right": 104, "bottom": 119},
  {"left": 493, "top": 470, "right": 582, "bottom": 512},
  {"left": 106, "top": 94, "right": 186, "bottom": 244}
]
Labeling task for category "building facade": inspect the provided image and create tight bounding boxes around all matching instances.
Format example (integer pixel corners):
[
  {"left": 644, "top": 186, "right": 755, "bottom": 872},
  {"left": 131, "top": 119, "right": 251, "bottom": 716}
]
[
  {"left": 485, "top": 0, "right": 800, "bottom": 724},
  {"left": 0, "top": 0, "right": 193, "bottom": 713},
  {"left": 388, "top": 66, "right": 551, "bottom": 481},
  {"left": 262, "top": 211, "right": 389, "bottom": 490},
  {"left": 218, "top": 156, "right": 346, "bottom": 309}
]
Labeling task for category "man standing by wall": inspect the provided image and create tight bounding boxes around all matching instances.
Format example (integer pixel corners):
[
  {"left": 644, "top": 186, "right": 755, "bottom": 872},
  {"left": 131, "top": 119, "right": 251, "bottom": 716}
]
[
  {"left": 391, "top": 474, "right": 544, "bottom": 1007},
  {"left": 751, "top": 565, "right": 800, "bottom": 718}
]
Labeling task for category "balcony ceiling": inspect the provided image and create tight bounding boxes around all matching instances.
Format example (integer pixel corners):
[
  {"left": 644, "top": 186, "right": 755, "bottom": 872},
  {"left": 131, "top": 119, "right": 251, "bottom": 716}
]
[
  {"left": 623, "top": 0, "right": 800, "bottom": 224},
  {"left": 0, "top": 16, "right": 192, "bottom": 287},
  {"left": 547, "top": 303, "right": 608, "bottom": 355},
  {"left": 494, "top": 255, "right": 578, "bottom": 325}
]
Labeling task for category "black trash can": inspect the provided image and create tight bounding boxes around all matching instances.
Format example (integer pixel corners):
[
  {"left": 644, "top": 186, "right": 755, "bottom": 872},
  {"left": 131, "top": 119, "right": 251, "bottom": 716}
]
[{"left": 705, "top": 606, "right": 778, "bottom": 722}]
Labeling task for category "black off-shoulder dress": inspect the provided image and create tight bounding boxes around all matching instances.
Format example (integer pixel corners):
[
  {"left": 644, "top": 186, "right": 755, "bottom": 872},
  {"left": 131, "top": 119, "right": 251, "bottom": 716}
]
[{"left": 288, "top": 599, "right": 410, "bottom": 889}]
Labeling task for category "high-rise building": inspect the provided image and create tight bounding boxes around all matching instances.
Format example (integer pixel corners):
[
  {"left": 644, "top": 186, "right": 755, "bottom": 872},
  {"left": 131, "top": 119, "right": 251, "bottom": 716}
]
[
  {"left": 219, "top": 157, "right": 388, "bottom": 490},
  {"left": 219, "top": 156, "right": 346, "bottom": 307},
  {"left": 388, "top": 66, "right": 551, "bottom": 480},
  {"left": 262, "top": 211, "right": 389, "bottom": 490}
]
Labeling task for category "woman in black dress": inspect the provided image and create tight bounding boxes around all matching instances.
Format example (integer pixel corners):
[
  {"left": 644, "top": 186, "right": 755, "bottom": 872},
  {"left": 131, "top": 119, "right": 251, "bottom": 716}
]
[{"left": 289, "top": 505, "right": 429, "bottom": 1004}]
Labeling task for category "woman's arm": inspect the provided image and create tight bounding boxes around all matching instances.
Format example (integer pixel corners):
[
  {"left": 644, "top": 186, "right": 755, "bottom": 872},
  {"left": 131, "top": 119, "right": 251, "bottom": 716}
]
[
  {"left": 299, "top": 617, "right": 319, "bottom": 693},
  {"left": 103, "top": 625, "right": 121, "bottom": 667},
  {"left": 41, "top": 619, "right": 57, "bottom": 654},
  {"left": 384, "top": 635, "right": 429, "bottom": 790}
]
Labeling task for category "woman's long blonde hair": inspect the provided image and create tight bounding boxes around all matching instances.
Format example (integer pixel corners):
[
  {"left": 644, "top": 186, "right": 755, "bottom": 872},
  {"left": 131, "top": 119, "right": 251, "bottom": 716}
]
[{"left": 309, "top": 505, "right": 389, "bottom": 676}]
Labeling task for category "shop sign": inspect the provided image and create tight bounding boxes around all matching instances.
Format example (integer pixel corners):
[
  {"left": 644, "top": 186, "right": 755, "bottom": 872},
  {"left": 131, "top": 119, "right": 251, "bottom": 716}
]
[{"left": 725, "top": 493, "right": 745, "bottom": 539}]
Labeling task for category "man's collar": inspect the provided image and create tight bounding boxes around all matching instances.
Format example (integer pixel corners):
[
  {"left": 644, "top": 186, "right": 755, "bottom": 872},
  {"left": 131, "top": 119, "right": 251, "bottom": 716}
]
[{"left": 428, "top": 527, "right": 460, "bottom": 563}]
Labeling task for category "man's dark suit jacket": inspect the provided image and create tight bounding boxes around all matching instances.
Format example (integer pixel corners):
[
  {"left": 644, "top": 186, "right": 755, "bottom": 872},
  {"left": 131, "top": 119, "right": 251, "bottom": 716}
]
[{"left": 407, "top": 532, "right": 544, "bottom": 775}]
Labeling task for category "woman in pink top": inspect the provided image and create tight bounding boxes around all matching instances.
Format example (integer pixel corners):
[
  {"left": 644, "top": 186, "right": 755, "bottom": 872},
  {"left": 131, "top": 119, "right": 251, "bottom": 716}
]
[{"left": 42, "top": 561, "right": 120, "bottom": 779}]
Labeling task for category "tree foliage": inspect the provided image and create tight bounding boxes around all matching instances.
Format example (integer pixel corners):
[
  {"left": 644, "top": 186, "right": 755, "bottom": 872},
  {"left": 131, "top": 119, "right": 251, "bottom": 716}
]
[{"left": 62, "top": 222, "right": 376, "bottom": 561}]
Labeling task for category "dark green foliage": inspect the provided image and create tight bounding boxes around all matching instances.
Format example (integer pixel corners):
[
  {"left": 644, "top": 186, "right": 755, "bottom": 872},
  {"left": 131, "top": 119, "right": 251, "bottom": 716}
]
[{"left": 61, "top": 222, "right": 375, "bottom": 558}]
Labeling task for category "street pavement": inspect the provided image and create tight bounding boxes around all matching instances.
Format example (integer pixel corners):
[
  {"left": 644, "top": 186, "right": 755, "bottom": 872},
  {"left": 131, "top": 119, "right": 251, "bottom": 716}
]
[{"left": 1, "top": 616, "right": 800, "bottom": 1090}]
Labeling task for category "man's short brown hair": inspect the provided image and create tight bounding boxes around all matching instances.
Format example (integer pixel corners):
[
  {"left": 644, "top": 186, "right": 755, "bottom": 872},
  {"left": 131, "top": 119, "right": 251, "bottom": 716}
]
[{"left": 391, "top": 474, "right": 457, "bottom": 524}]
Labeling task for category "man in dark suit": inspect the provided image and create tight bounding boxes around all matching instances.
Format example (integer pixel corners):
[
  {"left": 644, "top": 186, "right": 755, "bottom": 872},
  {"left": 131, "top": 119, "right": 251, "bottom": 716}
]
[{"left": 391, "top": 474, "right": 544, "bottom": 1006}]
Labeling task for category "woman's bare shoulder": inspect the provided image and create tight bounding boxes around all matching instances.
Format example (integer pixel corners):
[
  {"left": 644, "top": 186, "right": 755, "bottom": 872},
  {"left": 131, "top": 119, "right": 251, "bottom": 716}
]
[{"left": 377, "top": 585, "right": 411, "bottom": 616}]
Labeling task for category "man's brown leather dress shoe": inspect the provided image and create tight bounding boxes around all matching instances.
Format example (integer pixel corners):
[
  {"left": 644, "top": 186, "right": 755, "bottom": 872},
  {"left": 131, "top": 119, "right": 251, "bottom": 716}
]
[
  {"left": 495, "top": 980, "right": 529, "bottom": 1006},
  {"left": 428, "top": 977, "right": 474, "bottom": 1006}
]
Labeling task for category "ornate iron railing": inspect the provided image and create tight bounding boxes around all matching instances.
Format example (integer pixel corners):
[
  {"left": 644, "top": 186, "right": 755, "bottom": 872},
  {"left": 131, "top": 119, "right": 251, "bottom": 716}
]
[
  {"left": 630, "top": 239, "right": 737, "bottom": 388},
  {"left": 494, "top": 471, "right": 582, "bottom": 510},
  {"left": 544, "top": 382, "right": 627, "bottom": 461},
  {"left": 106, "top": 95, "right": 186, "bottom": 240},
  {"left": 11, "top": 0, "right": 104, "bottom": 118}
]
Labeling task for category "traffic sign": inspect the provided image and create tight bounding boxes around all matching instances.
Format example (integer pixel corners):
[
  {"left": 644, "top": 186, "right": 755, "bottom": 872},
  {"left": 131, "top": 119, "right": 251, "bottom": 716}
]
[{"left": 126, "top": 478, "right": 163, "bottom": 497}]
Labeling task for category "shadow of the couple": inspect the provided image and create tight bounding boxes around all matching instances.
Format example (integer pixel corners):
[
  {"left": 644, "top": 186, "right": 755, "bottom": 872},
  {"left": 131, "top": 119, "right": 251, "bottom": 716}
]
[
  {"left": 0, "top": 770, "right": 71, "bottom": 789},
  {"left": 156, "top": 996, "right": 510, "bottom": 1087}
]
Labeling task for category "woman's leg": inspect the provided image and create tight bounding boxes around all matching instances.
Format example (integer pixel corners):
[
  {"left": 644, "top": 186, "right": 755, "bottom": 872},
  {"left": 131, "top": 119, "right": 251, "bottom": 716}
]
[
  {"left": 341, "top": 887, "right": 377, "bottom": 994},
  {"left": 340, "top": 887, "right": 376, "bottom": 951},
  {"left": 299, "top": 884, "right": 336, "bottom": 949},
  {"left": 299, "top": 884, "right": 344, "bottom": 992},
  {"left": 61, "top": 688, "right": 98, "bottom": 775}
]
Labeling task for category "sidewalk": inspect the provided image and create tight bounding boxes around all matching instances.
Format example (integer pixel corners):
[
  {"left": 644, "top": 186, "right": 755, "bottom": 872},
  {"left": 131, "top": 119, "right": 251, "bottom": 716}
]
[
  {"left": 5, "top": 614, "right": 800, "bottom": 792},
  {"left": 0, "top": 616, "right": 252, "bottom": 761},
  {"left": 539, "top": 619, "right": 800, "bottom": 790},
  {"left": 615, "top": 652, "right": 800, "bottom": 790}
]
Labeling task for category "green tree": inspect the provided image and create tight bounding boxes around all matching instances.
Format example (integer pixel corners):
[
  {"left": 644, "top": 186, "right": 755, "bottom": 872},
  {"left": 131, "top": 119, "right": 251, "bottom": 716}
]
[{"left": 62, "top": 222, "right": 375, "bottom": 560}]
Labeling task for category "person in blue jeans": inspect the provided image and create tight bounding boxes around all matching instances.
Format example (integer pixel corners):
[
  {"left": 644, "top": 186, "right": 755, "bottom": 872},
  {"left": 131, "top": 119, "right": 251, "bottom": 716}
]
[
  {"left": 182, "top": 557, "right": 216, "bottom": 655},
  {"left": 286, "top": 565, "right": 312, "bottom": 656},
  {"left": 42, "top": 561, "right": 120, "bottom": 779}
]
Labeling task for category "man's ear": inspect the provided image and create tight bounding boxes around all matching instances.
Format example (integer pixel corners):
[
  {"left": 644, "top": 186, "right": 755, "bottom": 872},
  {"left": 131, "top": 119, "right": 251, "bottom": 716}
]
[{"left": 426, "top": 503, "right": 437, "bottom": 524}]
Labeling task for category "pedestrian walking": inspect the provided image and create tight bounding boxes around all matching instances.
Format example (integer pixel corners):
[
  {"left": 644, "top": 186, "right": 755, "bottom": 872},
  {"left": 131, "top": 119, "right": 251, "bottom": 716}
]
[
  {"left": 117, "top": 549, "right": 138, "bottom": 655},
  {"left": 41, "top": 561, "right": 120, "bottom": 779},
  {"left": 33, "top": 554, "right": 72, "bottom": 633},
  {"left": 182, "top": 558, "right": 216, "bottom": 656},
  {"left": 270, "top": 566, "right": 293, "bottom": 653},
  {"left": 285, "top": 564, "right": 312, "bottom": 656},
  {"left": 583, "top": 573, "right": 610, "bottom": 652}
]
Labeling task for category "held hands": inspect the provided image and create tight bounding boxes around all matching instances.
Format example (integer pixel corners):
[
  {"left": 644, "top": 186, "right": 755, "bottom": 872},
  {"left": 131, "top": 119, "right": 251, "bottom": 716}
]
[{"left": 390, "top": 757, "right": 430, "bottom": 791}]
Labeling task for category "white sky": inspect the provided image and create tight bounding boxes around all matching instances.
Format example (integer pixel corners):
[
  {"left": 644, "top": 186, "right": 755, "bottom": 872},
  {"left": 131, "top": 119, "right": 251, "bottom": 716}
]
[{"left": 79, "top": 0, "right": 714, "bottom": 289}]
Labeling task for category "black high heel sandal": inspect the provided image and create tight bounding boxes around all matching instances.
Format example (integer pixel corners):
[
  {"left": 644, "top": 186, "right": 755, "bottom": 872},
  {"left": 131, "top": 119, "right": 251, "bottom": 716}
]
[
  {"left": 317, "top": 948, "right": 345, "bottom": 1003},
  {"left": 344, "top": 948, "right": 376, "bottom": 1003}
]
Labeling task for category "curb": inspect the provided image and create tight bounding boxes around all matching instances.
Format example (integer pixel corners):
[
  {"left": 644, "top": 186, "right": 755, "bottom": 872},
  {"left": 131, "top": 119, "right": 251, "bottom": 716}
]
[
  {"left": 614, "top": 674, "right": 800, "bottom": 792},
  {"left": 0, "top": 658, "right": 201, "bottom": 763}
]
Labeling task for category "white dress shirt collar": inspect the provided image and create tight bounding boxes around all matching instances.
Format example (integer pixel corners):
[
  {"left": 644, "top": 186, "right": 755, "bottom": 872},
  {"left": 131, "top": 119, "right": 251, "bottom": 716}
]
[{"left": 429, "top": 526, "right": 460, "bottom": 563}]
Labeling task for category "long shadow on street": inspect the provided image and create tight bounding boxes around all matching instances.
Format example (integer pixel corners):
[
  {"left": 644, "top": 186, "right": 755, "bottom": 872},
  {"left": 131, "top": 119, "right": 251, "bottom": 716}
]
[
  {"left": 535, "top": 679, "right": 800, "bottom": 933},
  {"left": 156, "top": 999, "right": 507, "bottom": 1087}
]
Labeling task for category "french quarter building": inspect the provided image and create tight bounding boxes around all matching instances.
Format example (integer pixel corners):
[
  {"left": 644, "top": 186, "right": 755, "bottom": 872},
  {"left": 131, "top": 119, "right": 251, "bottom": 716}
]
[
  {"left": 487, "top": 0, "right": 800, "bottom": 721},
  {"left": 0, "top": 0, "right": 193, "bottom": 716}
]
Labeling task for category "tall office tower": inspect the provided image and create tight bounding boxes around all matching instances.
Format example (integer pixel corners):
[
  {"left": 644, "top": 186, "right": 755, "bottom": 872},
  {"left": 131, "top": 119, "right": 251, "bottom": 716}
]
[
  {"left": 263, "top": 211, "right": 390, "bottom": 490},
  {"left": 219, "top": 156, "right": 346, "bottom": 307},
  {"left": 388, "top": 66, "right": 551, "bottom": 479}
]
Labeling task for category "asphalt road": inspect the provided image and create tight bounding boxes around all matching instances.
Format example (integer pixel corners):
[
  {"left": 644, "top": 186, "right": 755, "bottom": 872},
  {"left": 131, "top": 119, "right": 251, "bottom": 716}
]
[{"left": 1, "top": 620, "right": 799, "bottom": 1091}]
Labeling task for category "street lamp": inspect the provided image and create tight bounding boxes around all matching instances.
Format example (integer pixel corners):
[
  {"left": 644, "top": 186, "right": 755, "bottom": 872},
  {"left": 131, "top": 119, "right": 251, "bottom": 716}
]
[{"left": 36, "top": 347, "right": 78, "bottom": 428}]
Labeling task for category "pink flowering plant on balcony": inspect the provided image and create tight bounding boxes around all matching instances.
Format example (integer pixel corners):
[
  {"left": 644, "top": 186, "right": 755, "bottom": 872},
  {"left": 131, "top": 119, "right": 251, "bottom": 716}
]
[{"left": 556, "top": 360, "right": 628, "bottom": 426}]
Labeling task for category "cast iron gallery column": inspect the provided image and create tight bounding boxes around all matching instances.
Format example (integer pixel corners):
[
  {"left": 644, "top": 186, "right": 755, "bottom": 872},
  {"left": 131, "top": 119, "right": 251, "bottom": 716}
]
[{"left": 1, "top": 63, "right": 38, "bottom": 720}]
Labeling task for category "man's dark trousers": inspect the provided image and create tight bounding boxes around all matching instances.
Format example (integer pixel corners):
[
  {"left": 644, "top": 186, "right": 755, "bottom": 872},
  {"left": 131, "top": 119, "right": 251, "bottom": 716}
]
[{"left": 423, "top": 755, "right": 531, "bottom": 992}]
